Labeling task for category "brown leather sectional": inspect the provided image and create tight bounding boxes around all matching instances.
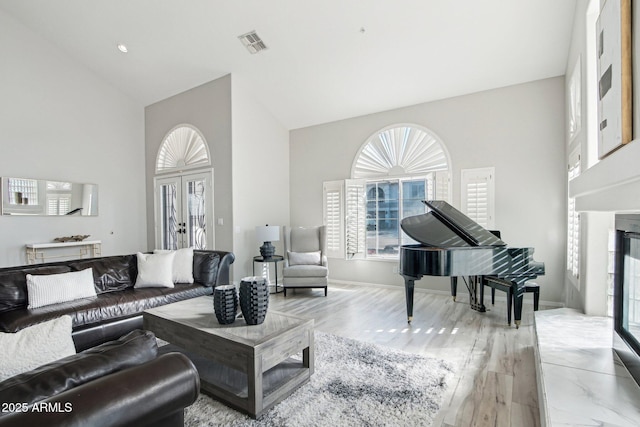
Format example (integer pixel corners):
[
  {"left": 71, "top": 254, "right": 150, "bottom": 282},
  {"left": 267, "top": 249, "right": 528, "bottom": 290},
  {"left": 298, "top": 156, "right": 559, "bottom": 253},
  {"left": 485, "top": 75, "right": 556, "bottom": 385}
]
[{"left": 0, "top": 250, "right": 235, "bottom": 426}]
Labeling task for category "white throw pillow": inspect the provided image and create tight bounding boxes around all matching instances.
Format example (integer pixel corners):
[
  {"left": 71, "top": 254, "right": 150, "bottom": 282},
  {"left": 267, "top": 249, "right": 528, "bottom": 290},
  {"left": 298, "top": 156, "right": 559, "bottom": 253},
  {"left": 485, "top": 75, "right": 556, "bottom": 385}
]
[
  {"left": 0, "top": 315, "right": 76, "bottom": 382},
  {"left": 288, "top": 250, "right": 322, "bottom": 266},
  {"left": 153, "top": 248, "right": 194, "bottom": 283},
  {"left": 135, "top": 252, "right": 176, "bottom": 288},
  {"left": 27, "top": 268, "right": 97, "bottom": 309}
]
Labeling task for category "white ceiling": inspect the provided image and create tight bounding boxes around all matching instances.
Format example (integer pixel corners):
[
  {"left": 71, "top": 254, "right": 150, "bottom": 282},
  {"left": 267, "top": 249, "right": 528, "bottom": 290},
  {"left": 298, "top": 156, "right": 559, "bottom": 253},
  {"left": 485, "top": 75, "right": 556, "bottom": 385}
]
[{"left": 1, "top": 0, "right": 577, "bottom": 130}]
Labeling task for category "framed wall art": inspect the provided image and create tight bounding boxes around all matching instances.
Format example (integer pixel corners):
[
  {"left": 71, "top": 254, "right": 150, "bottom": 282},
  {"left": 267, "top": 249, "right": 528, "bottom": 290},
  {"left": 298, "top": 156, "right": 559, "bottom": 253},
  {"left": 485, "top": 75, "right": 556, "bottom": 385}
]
[{"left": 596, "top": 0, "right": 632, "bottom": 159}]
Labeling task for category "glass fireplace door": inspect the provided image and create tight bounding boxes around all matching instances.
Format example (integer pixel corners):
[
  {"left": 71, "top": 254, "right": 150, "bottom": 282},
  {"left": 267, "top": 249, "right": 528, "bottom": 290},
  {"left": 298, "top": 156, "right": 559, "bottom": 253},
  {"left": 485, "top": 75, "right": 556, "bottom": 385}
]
[
  {"left": 614, "top": 215, "right": 640, "bottom": 386},
  {"left": 620, "top": 232, "right": 640, "bottom": 349}
]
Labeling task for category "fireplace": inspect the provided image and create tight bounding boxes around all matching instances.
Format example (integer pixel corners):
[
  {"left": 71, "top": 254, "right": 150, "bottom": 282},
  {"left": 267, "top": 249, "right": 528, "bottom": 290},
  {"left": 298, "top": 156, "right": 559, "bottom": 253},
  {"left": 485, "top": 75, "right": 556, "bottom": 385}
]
[{"left": 613, "top": 214, "right": 640, "bottom": 386}]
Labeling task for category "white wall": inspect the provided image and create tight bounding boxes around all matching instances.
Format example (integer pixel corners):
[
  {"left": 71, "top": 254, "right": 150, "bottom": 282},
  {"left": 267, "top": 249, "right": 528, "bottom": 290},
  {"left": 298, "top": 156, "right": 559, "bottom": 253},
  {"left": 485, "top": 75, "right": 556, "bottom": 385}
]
[
  {"left": 0, "top": 9, "right": 146, "bottom": 267},
  {"left": 290, "top": 77, "right": 566, "bottom": 303},
  {"left": 231, "top": 75, "right": 290, "bottom": 280},
  {"left": 144, "top": 76, "right": 234, "bottom": 253},
  {"left": 144, "top": 74, "right": 289, "bottom": 283}
]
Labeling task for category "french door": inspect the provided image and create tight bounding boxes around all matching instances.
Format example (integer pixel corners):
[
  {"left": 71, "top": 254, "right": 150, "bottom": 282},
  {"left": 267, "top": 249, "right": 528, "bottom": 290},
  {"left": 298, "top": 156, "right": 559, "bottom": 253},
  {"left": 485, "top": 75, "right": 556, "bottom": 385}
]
[{"left": 154, "top": 170, "right": 214, "bottom": 250}]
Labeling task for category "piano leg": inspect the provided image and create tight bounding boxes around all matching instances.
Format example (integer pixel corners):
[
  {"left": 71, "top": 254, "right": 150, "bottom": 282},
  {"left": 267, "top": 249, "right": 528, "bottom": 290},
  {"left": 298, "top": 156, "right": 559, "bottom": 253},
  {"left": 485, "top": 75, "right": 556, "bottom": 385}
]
[
  {"left": 512, "top": 283, "right": 525, "bottom": 329},
  {"left": 403, "top": 278, "right": 415, "bottom": 323},
  {"left": 513, "top": 294, "right": 523, "bottom": 328},
  {"left": 450, "top": 277, "right": 457, "bottom": 301},
  {"left": 507, "top": 287, "right": 513, "bottom": 326}
]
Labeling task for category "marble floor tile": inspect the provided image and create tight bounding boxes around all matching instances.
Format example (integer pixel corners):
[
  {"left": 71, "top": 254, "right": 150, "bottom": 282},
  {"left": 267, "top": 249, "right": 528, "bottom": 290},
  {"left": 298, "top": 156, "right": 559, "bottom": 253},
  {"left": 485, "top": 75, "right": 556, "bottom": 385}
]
[{"left": 541, "top": 362, "right": 640, "bottom": 426}]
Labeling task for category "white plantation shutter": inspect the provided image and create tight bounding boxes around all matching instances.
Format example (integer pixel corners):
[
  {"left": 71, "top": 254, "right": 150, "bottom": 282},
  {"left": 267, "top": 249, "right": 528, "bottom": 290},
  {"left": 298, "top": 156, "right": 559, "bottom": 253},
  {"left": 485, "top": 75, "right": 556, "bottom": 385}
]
[
  {"left": 323, "top": 181, "right": 344, "bottom": 259},
  {"left": 345, "top": 179, "right": 366, "bottom": 259},
  {"left": 59, "top": 196, "right": 71, "bottom": 215},
  {"left": 434, "top": 171, "right": 451, "bottom": 202},
  {"left": 323, "top": 179, "right": 366, "bottom": 259},
  {"left": 47, "top": 195, "right": 72, "bottom": 215},
  {"left": 461, "top": 168, "right": 495, "bottom": 229},
  {"left": 466, "top": 181, "right": 489, "bottom": 225},
  {"left": 567, "top": 153, "right": 581, "bottom": 278},
  {"left": 47, "top": 198, "right": 57, "bottom": 215},
  {"left": 567, "top": 196, "right": 580, "bottom": 277},
  {"left": 156, "top": 125, "right": 210, "bottom": 173}
]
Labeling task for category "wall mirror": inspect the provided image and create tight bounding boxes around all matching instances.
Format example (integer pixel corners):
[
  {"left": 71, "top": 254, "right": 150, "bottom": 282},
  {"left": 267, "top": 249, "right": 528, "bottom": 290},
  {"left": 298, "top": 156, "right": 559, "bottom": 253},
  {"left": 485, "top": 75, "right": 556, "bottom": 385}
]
[{"left": 1, "top": 177, "right": 98, "bottom": 216}]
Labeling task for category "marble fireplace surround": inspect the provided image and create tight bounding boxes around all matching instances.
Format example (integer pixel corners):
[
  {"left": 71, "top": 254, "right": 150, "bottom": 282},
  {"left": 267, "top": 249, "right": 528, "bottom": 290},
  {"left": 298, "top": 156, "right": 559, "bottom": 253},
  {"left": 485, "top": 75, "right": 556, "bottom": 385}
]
[
  {"left": 540, "top": 142, "right": 640, "bottom": 426},
  {"left": 534, "top": 309, "right": 640, "bottom": 426}
]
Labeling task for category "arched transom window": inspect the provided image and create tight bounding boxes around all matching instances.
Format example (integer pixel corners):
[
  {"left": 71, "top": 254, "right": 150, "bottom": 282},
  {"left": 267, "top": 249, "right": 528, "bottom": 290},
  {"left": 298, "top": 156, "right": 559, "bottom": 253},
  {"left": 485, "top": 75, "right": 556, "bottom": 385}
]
[
  {"left": 352, "top": 125, "right": 449, "bottom": 178},
  {"left": 156, "top": 125, "right": 211, "bottom": 174}
]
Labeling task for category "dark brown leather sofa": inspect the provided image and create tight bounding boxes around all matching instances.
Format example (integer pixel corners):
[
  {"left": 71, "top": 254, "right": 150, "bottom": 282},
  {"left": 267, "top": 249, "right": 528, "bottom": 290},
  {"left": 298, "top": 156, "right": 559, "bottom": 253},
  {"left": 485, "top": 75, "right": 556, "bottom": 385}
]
[
  {"left": 0, "top": 329, "right": 199, "bottom": 427},
  {"left": 0, "top": 250, "right": 235, "bottom": 351},
  {"left": 0, "top": 250, "right": 235, "bottom": 426}
]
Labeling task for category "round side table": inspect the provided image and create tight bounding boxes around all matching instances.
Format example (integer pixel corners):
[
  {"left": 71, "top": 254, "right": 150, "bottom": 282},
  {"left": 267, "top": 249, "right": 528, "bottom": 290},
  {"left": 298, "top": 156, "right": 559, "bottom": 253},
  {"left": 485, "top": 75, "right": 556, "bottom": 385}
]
[{"left": 252, "top": 255, "right": 284, "bottom": 294}]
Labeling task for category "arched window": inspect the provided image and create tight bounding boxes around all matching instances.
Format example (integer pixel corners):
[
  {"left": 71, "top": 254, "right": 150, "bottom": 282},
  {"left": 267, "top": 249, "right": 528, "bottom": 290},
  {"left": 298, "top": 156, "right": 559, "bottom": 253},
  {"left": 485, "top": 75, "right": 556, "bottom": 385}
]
[
  {"left": 353, "top": 125, "right": 451, "bottom": 257},
  {"left": 156, "top": 125, "right": 211, "bottom": 173},
  {"left": 323, "top": 124, "right": 451, "bottom": 259}
]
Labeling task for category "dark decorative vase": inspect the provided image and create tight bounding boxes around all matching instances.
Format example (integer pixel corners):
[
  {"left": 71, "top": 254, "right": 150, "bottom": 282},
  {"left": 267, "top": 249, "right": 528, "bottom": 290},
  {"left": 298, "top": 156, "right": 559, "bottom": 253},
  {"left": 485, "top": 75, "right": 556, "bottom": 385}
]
[
  {"left": 239, "top": 276, "right": 269, "bottom": 325},
  {"left": 213, "top": 285, "right": 238, "bottom": 325}
]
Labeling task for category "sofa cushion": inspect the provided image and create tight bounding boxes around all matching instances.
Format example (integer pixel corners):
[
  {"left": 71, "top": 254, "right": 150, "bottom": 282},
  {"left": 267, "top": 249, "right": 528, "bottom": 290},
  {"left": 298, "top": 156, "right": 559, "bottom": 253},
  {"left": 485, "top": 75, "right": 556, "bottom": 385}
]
[
  {"left": 283, "top": 265, "right": 328, "bottom": 278},
  {"left": 68, "top": 255, "right": 137, "bottom": 294},
  {"left": 27, "top": 268, "right": 97, "bottom": 309},
  {"left": 0, "top": 283, "right": 212, "bottom": 334},
  {"left": 135, "top": 252, "right": 176, "bottom": 288},
  {"left": 0, "top": 329, "right": 157, "bottom": 408},
  {"left": 0, "top": 265, "right": 72, "bottom": 313},
  {"left": 193, "top": 251, "right": 220, "bottom": 286},
  {"left": 0, "top": 315, "right": 75, "bottom": 382},
  {"left": 288, "top": 250, "right": 321, "bottom": 266},
  {"left": 154, "top": 248, "right": 194, "bottom": 284}
]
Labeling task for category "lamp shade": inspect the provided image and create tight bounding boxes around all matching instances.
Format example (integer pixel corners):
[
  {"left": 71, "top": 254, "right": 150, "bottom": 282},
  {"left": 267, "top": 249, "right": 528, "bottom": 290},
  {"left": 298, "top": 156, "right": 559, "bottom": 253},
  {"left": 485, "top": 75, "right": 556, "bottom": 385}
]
[{"left": 255, "top": 225, "right": 280, "bottom": 242}]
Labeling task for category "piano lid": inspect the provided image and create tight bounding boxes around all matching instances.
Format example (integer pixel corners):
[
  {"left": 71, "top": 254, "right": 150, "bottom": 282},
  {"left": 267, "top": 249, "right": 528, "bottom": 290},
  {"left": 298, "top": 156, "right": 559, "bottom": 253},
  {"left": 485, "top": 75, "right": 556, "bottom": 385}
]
[{"left": 400, "top": 200, "right": 506, "bottom": 248}]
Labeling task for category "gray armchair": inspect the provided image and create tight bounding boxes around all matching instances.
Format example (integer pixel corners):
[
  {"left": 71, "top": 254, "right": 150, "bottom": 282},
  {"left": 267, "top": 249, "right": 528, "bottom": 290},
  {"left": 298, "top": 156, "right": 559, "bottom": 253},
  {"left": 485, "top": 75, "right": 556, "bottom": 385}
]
[{"left": 282, "top": 226, "right": 328, "bottom": 296}]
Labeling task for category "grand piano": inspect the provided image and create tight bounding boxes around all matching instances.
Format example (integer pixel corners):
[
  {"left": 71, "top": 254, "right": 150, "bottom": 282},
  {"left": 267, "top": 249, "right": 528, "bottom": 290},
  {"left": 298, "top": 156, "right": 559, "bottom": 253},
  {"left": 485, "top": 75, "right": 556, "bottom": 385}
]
[{"left": 399, "top": 200, "right": 545, "bottom": 328}]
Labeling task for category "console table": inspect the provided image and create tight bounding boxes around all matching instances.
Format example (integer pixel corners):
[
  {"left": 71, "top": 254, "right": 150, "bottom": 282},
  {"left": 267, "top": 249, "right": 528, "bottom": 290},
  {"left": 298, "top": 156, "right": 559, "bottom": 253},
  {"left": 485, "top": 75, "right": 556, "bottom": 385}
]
[{"left": 25, "top": 240, "right": 102, "bottom": 264}]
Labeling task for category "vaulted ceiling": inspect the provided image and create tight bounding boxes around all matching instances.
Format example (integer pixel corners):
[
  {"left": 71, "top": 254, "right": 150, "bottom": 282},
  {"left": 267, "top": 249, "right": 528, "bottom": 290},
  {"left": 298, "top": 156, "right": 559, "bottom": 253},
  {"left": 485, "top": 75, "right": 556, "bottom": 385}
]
[{"left": 1, "top": 0, "right": 577, "bottom": 129}]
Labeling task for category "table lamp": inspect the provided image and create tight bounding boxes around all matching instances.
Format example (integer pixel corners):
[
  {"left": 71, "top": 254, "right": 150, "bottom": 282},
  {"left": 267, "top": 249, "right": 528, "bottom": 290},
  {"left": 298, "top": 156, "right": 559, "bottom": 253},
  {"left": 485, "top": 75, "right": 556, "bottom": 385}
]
[{"left": 255, "top": 224, "right": 280, "bottom": 258}]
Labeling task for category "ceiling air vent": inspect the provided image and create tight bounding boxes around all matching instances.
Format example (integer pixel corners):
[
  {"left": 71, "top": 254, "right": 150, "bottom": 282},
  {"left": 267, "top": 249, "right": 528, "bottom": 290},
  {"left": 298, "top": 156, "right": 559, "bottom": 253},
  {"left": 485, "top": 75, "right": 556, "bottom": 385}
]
[{"left": 238, "top": 31, "right": 268, "bottom": 54}]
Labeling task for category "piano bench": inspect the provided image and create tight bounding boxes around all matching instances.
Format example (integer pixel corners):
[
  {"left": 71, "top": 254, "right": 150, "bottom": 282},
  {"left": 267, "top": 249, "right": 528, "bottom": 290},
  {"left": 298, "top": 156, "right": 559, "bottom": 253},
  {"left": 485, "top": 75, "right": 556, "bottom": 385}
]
[
  {"left": 490, "top": 281, "right": 540, "bottom": 311},
  {"left": 524, "top": 282, "right": 540, "bottom": 311}
]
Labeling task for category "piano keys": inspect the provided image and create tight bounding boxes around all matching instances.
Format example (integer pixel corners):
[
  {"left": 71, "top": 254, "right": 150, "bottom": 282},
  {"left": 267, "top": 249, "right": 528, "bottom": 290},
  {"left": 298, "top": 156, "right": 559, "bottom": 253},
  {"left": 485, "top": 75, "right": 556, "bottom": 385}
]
[{"left": 399, "top": 200, "right": 544, "bottom": 328}]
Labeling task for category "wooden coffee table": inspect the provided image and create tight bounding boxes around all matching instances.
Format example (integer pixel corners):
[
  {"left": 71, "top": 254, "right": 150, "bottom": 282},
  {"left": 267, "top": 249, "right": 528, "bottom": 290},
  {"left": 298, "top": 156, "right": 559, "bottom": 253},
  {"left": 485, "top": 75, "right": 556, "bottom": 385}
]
[{"left": 143, "top": 296, "right": 314, "bottom": 419}]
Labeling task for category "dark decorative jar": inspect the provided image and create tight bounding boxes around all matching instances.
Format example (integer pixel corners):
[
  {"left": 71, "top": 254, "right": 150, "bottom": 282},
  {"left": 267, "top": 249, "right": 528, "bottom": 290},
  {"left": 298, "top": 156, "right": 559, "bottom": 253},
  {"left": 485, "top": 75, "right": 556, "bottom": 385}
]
[
  {"left": 239, "top": 276, "right": 269, "bottom": 325},
  {"left": 213, "top": 284, "right": 238, "bottom": 325}
]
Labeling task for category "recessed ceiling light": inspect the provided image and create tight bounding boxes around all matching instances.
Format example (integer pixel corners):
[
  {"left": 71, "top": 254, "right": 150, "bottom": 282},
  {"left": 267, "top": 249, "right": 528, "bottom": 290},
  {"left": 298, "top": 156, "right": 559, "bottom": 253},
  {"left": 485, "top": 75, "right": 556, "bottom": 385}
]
[{"left": 117, "top": 43, "right": 128, "bottom": 53}]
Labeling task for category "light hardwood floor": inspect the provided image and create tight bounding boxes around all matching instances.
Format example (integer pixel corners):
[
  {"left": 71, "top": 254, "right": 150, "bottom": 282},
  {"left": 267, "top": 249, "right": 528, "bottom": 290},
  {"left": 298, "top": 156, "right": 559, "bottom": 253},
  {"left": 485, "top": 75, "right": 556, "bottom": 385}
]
[{"left": 269, "top": 282, "right": 544, "bottom": 427}]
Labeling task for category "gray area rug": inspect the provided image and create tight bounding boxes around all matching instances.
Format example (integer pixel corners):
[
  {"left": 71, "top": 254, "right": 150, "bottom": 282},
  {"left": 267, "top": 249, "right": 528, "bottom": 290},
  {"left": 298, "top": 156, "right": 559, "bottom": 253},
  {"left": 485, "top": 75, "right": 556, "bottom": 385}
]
[{"left": 183, "top": 331, "right": 453, "bottom": 427}]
